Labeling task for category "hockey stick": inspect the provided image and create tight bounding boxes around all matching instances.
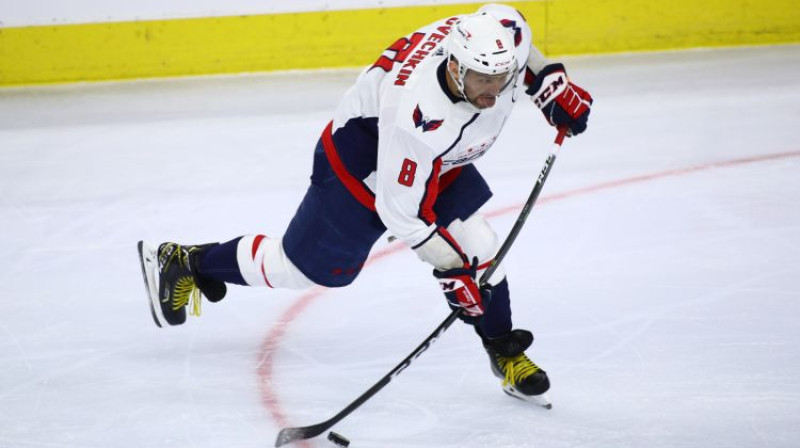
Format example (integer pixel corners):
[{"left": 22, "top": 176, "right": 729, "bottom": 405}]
[{"left": 274, "top": 127, "right": 568, "bottom": 447}]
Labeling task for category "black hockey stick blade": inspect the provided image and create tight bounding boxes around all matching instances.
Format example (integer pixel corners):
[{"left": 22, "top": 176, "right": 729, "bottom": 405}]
[{"left": 274, "top": 309, "right": 462, "bottom": 447}]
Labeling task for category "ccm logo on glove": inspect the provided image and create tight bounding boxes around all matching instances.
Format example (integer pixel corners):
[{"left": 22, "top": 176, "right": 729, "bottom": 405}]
[
  {"left": 527, "top": 63, "right": 593, "bottom": 136},
  {"left": 433, "top": 257, "right": 486, "bottom": 318},
  {"left": 531, "top": 71, "right": 566, "bottom": 109}
]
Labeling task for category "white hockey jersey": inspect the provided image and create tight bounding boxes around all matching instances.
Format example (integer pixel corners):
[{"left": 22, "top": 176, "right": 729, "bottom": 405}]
[{"left": 321, "top": 4, "right": 540, "bottom": 251}]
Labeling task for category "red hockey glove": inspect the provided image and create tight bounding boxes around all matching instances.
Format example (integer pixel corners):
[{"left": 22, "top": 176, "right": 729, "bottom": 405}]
[
  {"left": 432, "top": 257, "right": 490, "bottom": 323},
  {"left": 526, "top": 63, "right": 593, "bottom": 136}
]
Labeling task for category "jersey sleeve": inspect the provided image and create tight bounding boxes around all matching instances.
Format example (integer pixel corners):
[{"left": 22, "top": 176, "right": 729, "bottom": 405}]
[{"left": 374, "top": 123, "right": 443, "bottom": 248}]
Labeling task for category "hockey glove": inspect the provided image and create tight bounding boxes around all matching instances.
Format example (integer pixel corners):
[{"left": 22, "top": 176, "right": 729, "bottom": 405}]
[
  {"left": 433, "top": 257, "right": 491, "bottom": 324},
  {"left": 527, "top": 63, "right": 593, "bottom": 136}
]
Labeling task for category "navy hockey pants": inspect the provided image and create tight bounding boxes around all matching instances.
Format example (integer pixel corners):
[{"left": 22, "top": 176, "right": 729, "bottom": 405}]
[{"left": 280, "top": 139, "right": 513, "bottom": 337}]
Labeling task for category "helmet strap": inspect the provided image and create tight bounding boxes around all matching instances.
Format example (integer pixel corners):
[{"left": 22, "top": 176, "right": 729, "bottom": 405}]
[{"left": 447, "top": 55, "right": 469, "bottom": 102}]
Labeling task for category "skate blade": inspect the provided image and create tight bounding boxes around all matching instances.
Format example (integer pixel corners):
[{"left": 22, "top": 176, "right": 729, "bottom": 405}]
[
  {"left": 503, "top": 386, "right": 553, "bottom": 409},
  {"left": 137, "top": 241, "right": 165, "bottom": 328}
]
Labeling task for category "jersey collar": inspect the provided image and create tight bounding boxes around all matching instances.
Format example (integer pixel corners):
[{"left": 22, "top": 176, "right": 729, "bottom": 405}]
[{"left": 437, "top": 60, "right": 464, "bottom": 104}]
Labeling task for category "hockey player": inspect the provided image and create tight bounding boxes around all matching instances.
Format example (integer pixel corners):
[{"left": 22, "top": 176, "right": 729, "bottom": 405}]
[{"left": 138, "top": 3, "right": 592, "bottom": 406}]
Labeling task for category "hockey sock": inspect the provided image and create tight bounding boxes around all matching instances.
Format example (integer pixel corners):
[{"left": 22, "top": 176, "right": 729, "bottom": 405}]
[
  {"left": 196, "top": 237, "right": 248, "bottom": 285},
  {"left": 478, "top": 278, "right": 512, "bottom": 338}
]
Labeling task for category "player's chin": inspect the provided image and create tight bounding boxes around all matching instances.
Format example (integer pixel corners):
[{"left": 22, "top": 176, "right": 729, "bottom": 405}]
[{"left": 474, "top": 95, "right": 497, "bottom": 109}]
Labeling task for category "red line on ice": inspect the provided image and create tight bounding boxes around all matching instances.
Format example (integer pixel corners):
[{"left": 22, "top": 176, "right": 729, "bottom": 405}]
[{"left": 256, "top": 149, "right": 800, "bottom": 439}]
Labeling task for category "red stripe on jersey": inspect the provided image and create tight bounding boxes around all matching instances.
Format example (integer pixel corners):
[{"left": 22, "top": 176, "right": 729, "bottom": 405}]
[
  {"left": 524, "top": 67, "right": 536, "bottom": 88},
  {"left": 438, "top": 166, "right": 462, "bottom": 192},
  {"left": 477, "top": 259, "right": 494, "bottom": 271},
  {"left": 321, "top": 121, "right": 377, "bottom": 211},
  {"left": 418, "top": 158, "right": 443, "bottom": 225}
]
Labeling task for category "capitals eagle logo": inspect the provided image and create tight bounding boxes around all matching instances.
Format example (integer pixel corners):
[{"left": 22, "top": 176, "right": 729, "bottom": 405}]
[
  {"left": 412, "top": 105, "right": 444, "bottom": 132},
  {"left": 500, "top": 19, "right": 523, "bottom": 47}
]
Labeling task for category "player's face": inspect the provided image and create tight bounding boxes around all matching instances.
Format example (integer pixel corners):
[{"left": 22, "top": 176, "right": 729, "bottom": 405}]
[{"left": 463, "top": 69, "right": 515, "bottom": 109}]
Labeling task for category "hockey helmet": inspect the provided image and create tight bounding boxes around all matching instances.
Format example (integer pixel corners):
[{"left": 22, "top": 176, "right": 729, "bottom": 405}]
[{"left": 446, "top": 12, "right": 518, "bottom": 101}]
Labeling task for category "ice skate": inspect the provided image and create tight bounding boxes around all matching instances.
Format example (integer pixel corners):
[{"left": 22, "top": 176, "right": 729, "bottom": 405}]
[
  {"left": 483, "top": 329, "right": 552, "bottom": 409},
  {"left": 137, "top": 241, "right": 226, "bottom": 327}
]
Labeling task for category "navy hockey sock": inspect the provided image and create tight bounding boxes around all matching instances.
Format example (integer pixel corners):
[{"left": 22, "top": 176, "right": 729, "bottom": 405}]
[
  {"left": 478, "top": 278, "right": 512, "bottom": 338},
  {"left": 196, "top": 237, "right": 248, "bottom": 285}
]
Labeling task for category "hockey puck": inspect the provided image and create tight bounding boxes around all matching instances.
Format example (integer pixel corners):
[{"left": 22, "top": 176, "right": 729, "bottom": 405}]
[{"left": 327, "top": 431, "right": 350, "bottom": 447}]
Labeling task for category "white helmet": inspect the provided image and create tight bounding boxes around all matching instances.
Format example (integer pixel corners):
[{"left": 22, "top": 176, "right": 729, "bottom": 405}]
[{"left": 446, "top": 12, "right": 518, "bottom": 100}]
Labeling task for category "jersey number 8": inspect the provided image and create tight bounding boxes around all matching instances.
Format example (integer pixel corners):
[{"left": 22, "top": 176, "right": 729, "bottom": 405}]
[{"left": 398, "top": 158, "right": 418, "bottom": 187}]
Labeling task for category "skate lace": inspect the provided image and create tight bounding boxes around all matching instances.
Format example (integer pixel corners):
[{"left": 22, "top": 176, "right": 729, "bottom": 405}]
[
  {"left": 173, "top": 276, "right": 202, "bottom": 317},
  {"left": 498, "top": 354, "right": 540, "bottom": 387}
]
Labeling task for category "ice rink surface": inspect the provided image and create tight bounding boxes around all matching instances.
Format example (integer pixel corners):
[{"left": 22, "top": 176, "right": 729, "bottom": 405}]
[{"left": 1, "top": 45, "right": 799, "bottom": 448}]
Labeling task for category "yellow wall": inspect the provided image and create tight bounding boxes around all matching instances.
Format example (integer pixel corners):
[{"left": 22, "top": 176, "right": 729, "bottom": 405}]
[
  {"left": 1, "top": 0, "right": 798, "bottom": 86},
  {"left": 544, "top": 0, "right": 800, "bottom": 55}
]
